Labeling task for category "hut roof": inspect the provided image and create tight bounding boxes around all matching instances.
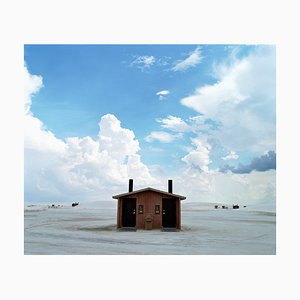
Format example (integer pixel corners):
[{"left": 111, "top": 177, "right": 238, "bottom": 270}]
[{"left": 112, "top": 187, "right": 186, "bottom": 200}]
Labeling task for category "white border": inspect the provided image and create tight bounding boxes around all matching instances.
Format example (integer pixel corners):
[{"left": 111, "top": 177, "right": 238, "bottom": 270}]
[{"left": 1, "top": 0, "right": 299, "bottom": 299}]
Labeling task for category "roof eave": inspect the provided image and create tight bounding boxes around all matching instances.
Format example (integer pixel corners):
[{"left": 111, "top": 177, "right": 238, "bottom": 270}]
[{"left": 112, "top": 187, "right": 186, "bottom": 200}]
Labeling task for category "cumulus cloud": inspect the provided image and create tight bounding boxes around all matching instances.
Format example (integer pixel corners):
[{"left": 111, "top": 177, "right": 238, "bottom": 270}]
[
  {"left": 145, "top": 131, "right": 183, "bottom": 143},
  {"left": 24, "top": 51, "right": 276, "bottom": 206},
  {"left": 172, "top": 47, "right": 203, "bottom": 72},
  {"left": 24, "top": 65, "right": 65, "bottom": 153},
  {"left": 25, "top": 113, "right": 66, "bottom": 153},
  {"left": 25, "top": 113, "right": 156, "bottom": 201},
  {"left": 172, "top": 46, "right": 276, "bottom": 204},
  {"left": 24, "top": 65, "right": 156, "bottom": 202},
  {"left": 130, "top": 55, "right": 155, "bottom": 71},
  {"left": 175, "top": 170, "right": 215, "bottom": 198},
  {"left": 181, "top": 46, "right": 276, "bottom": 152},
  {"left": 24, "top": 64, "right": 43, "bottom": 115},
  {"left": 221, "top": 150, "right": 239, "bottom": 161},
  {"left": 156, "top": 90, "right": 170, "bottom": 100},
  {"left": 181, "top": 136, "right": 211, "bottom": 172},
  {"left": 220, "top": 151, "right": 276, "bottom": 174},
  {"left": 98, "top": 114, "right": 140, "bottom": 163}
]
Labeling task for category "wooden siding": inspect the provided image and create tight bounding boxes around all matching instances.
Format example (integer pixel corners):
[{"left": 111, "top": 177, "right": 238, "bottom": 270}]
[
  {"left": 177, "top": 198, "right": 181, "bottom": 229},
  {"left": 136, "top": 190, "right": 163, "bottom": 229},
  {"left": 117, "top": 198, "right": 122, "bottom": 228}
]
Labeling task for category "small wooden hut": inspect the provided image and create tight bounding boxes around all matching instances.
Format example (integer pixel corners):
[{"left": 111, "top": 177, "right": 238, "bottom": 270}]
[{"left": 112, "top": 179, "right": 186, "bottom": 230}]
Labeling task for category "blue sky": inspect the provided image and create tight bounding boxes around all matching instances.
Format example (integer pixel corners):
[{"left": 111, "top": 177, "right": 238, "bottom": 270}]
[{"left": 24, "top": 44, "right": 276, "bottom": 203}]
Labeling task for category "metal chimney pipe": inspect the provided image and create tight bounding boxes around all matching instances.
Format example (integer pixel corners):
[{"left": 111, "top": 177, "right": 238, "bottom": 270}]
[
  {"left": 129, "top": 179, "right": 133, "bottom": 192},
  {"left": 168, "top": 179, "right": 173, "bottom": 194}
]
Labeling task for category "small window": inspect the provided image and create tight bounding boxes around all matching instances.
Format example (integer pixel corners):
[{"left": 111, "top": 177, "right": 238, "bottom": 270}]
[
  {"left": 155, "top": 205, "right": 160, "bottom": 214},
  {"left": 138, "top": 205, "right": 144, "bottom": 214}
]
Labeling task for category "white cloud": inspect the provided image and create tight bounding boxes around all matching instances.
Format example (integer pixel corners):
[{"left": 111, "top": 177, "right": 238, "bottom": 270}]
[
  {"left": 221, "top": 150, "right": 239, "bottom": 161},
  {"left": 127, "top": 154, "right": 154, "bottom": 182},
  {"left": 181, "top": 136, "right": 211, "bottom": 172},
  {"left": 157, "top": 115, "right": 191, "bottom": 132},
  {"left": 220, "top": 151, "right": 275, "bottom": 173},
  {"left": 24, "top": 65, "right": 65, "bottom": 153},
  {"left": 206, "top": 170, "right": 276, "bottom": 205},
  {"left": 188, "top": 115, "right": 212, "bottom": 132},
  {"left": 145, "top": 131, "right": 183, "bottom": 143},
  {"left": 175, "top": 170, "right": 214, "bottom": 198},
  {"left": 174, "top": 168, "right": 275, "bottom": 205},
  {"left": 24, "top": 50, "right": 276, "bottom": 207},
  {"left": 157, "top": 115, "right": 212, "bottom": 134},
  {"left": 174, "top": 47, "right": 276, "bottom": 205},
  {"left": 172, "top": 47, "right": 203, "bottom": 72},
  {"left": 130, "top": 55, "right": 155, "bottom": 71},
  {"left": 181, "top": 58, "right": 249, "bottom": 116},
  {"left": 25, "top": 112, "right": 157, "bottom": 201},
  {"left": 24, "top": 65, "right": 156, "bottom": 202},
  {"left": 24, "top": 64, "right": 43, "bottom": 115},
  {"left": 142, "top": 56, "right": 155, "bottom": 66},
  {"left": 156, "top": 90, "right": 170, "bottom": 100},
  {"left": 24, "top": 114, "right": 66, "bottom": 153},
  {"left": 98, "top": 114, "right": 140, "bottom": 163},
  {"left": 156, "top": 90, "right": 170, "bottom": 96},
  {"left": 181, "top": 46, "right": 275, "bottom": 152}
]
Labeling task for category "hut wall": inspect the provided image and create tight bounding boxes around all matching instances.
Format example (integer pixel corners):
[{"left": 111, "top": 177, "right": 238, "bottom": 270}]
[{"left": 135, "top": 190, "right": 166, "bottom": 229}]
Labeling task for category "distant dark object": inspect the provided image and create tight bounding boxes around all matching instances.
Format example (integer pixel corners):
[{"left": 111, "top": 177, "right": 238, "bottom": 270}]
[
  {"left": 233, "top": 204, "right": 239, "bottom": 209},
  {"left": 222, "top": 205, "right": 228, "bottom": 209},
  {"left": 72, "top": 202, "right": 79, "bottom": 207},
  {"left": 243, "top": 205, "right": 247, "bottom": 208},
  {"left": 48, "top": 204, "right": 59, "bottom": 208},
  {"left": 214, "top": 205, "right": 219, "bottom": 209}
]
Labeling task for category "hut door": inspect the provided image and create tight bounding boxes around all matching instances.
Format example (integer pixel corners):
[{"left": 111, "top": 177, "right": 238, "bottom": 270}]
[
  {"left": 122, "top": 198, "right": 136, "bottom": 227},
  {"left": 162, "top": 198, "right": 176, "bottom": 228}
]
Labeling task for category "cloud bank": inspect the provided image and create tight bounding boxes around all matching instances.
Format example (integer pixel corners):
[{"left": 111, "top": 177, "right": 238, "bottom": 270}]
[
  {"left": 24, "top": 45, "right": 276, "bottom": 206},
  {"left": 181, "top": 46, "right": 275, "bottom": 152},
  {"left": 24, "top": 65, "right": 156, "bottom": 202}
]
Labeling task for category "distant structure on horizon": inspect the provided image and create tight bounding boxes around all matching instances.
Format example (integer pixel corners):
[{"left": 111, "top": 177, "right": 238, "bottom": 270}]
[{"left": 112, "top": 179, "right": 186, "bottom": 231}]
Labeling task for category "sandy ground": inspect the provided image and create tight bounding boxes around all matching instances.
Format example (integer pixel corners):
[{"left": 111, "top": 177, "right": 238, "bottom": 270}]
[{"left": 24, "top": 201, "right": 275, "bottom": 255}]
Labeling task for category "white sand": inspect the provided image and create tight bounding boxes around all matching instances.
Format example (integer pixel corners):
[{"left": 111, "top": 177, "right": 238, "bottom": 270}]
[{"left": 24, "top": 201, "right": 275, "bottom": 255}]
